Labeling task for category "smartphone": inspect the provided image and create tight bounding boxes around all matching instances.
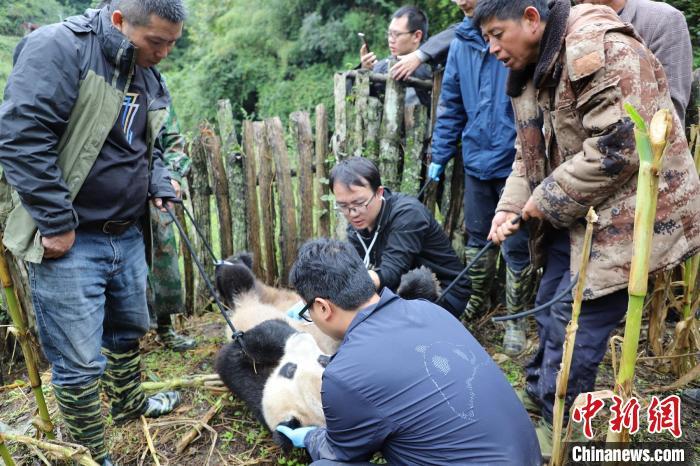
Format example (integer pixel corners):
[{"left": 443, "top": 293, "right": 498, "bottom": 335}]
[{"left": 358, "top": 32, "right": 370, "bottom": 53}]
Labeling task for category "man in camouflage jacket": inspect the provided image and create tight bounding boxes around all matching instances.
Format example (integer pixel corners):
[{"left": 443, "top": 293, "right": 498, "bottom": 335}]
[
  {"left": 148, "top": 104, "right": 197, "bottom": 351},
  {"left": 474, "top": 0, "right": 700, "bottom": 454}
]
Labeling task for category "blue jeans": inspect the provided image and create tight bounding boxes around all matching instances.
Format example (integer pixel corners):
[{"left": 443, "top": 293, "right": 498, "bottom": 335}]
[
  {"left": 525, "top": 229, "right": 628, "bottom": 423},
  {"left": 29, "top": 225, "right": 150, "bottom": 387},
  {"left": 463, "top": 174, "right": 530, "bottom": 271}
]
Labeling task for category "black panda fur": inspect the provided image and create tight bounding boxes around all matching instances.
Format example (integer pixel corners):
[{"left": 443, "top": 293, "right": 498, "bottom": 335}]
[{"left": 397, "top": 265, "right": 442, "bottom": 302}]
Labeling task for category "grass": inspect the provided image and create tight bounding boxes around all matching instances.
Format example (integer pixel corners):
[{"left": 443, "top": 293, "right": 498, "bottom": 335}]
[{"left": 0, "top": 35, "right": 20, "bottom": 99}]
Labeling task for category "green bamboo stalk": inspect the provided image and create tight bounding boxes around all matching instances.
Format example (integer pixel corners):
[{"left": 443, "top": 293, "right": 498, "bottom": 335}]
[
  {"left": 0, "top": 439, "right": 16, "bottom": 466},
  {"left": 0, "top": 243, "right": 54, "bottom": 439},
  {"left": 551, "top": 207, "right": 597, "bottom": 466},
  {"left": 606, "top": 106, "right": 672, "bottom": 444},
  {"left": 141, "top": 374, "right": 221, "bottom": 391}
]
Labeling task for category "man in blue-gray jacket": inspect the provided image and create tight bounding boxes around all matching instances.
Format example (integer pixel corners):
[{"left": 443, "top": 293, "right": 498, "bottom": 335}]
[
  {"left": 427, "top": 0, "right": 533, "bottom": 355},
  {"left": 277, "top": 238, "right": 541, "bottom": 465}
]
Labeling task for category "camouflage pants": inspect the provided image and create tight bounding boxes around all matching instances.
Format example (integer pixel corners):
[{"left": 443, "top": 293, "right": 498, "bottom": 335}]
[{"left": 148, "top": 205, "right": 185, "bottom": 318}]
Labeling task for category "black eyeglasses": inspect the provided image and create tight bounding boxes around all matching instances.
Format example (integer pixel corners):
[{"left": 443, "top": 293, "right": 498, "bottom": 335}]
[
  {"left": 334, "top": 191, "right": 378, "bottom": 215},
  {"left": 386, "top": 29, "right": 416, "bottom": 40},
  {"left": 298, "top": 298, "right": 316, "bottom": 322}
]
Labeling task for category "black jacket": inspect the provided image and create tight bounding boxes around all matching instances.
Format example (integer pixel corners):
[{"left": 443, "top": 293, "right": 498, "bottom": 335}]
[{"left": 347, "top": 189, "right": 470, "bottom": 304}]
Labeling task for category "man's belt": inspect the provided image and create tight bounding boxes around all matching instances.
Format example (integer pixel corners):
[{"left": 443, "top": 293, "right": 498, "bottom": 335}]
[{"left": 80, "top": 219, "right": 136, "bottom": 235}]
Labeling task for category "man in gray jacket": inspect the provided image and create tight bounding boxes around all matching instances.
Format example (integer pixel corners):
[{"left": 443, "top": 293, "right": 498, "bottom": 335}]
[
  {"left": 577, "top": 0, "right": 693, "bottom": 126},
  {"left": 0, "top": 1, "right": 185, "bottom": 463}
]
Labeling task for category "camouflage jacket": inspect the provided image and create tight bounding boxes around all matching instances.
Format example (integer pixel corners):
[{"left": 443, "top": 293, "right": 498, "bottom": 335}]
[
  {"left": 497, "top": 1, "right": 700, "bottom": 299},
  {"left": 160, "top": 105, "right": 190, "bottom": 181}
]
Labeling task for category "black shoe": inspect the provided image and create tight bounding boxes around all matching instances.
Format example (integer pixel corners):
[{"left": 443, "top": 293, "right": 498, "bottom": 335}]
[
  {"left": 157, "top": 327, "right": 197, "bottom": 352},
  {"left": 681, "top": 388, "right": 700, "bottom": 407}
]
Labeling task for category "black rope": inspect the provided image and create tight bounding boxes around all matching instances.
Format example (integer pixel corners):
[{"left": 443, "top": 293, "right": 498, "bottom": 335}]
[
  {"left": 164, "top": 203, "right": 252, "bottom": 359},
  {"left": 416, "top": 177, "right": 433, "bottom": 200},
  {"left": 181, "top": 203, "right": 220, "bottom": 265},
  {"left": 491, "top": 274, "right": 578, "bottom": 322},
  {"left": 436, "top": 214, "right": 523, "bottom": 305}
]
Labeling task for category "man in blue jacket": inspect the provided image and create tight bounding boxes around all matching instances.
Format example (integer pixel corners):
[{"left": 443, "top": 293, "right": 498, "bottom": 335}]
[
  {"left": 277, "top": 238, "right": 541, "bottom": 465},
  {"left": 427, "top": 0, "right": 533, "bottom": 355}
]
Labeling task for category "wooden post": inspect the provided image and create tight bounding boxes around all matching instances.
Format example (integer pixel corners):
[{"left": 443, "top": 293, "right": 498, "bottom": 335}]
[
  {"left": 686, "top": 68, "right": 699, "bottom": 133},
  {"left": 291, "top": 112, "right": 315, "bottom": 244},
  {"left": 378, "top": 61, "right": 405, "bottom": 190},
  {"left": 315, "top": 104, "right": 331, "bottom": 238},
  {"left": 187, "top": 126, "right": 214, "bottom": 312},
  {"left": 401, "top": 105, "right": 428, "bottom": 196},
  {"left": 423, "top": 68, "right": 444, "bottom": 214},
  {"left": 202, "top": 123, "right": 233, "bottom": 259},
  {"left": 266, "top": 117, "right": 298, "bottom": 285},
  {"left": 254, "top": 122, "right": 277, "bottom": 284},
  {"left": 175, "top": 202, "right": 195, "bottom": 316},
  {"left": 332, "top": 72, "right": 348, "bottom": 161},
  {"left": 365, "top": 97, "right": 383, "bottom": 164},
  {"left": 444, "top": 156, "right": 465, "bottom": 240},
  {"left": 216, "top": 99, "right": 247, "bottom": 254},
  {"left": 351, "top": 71, "right": 370, "bottom": 157},
  {"left": 241, "top": 122, "right": 264, "bottom": 279}
]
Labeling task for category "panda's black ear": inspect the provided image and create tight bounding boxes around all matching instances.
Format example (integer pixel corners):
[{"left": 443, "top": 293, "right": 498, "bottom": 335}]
[
  {"left": 233, "top": 251, "right": 254, "bottom": 270},
  {"left": 215, "top": 262, "right": 256, "bottom": 306},
  {"left": 272, "top": 417, "right": 302, "bottom": 451}
]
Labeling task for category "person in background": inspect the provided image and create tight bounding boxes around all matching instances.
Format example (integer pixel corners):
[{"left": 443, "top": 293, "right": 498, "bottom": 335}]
[
  {"left": 360, "top": 5, "right": 432, "bottom": 106},
  {"left": 330, "top": 157, "right": 471, "bottom": 319},
  {"left": 428, "top": 0, "right": 534, "bottom": 353},
  {"left": 276, "top": 238, "right": 541, "bottom": 465}
]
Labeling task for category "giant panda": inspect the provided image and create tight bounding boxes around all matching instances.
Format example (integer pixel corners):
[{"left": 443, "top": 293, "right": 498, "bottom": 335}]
[{"left": 214, "top": 318, "right": 329, "bottom": 450}]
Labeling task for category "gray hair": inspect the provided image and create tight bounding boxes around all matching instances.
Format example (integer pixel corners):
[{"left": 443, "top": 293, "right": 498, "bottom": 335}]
[
  {"left": 111, "top": 0, "right": 187, "bottom": 26},
  {"left": 473, "top": 0, "right": 550, "bottom": 28}
]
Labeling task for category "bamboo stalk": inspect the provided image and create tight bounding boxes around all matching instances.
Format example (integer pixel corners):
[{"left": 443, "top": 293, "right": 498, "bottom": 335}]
[
  {"left": 175, "top": 394, "right": 226, "bottom": 454},
  {"left": 141, "top": 416, "right": 161, "bottom": 466},
  {"left": 0, "top": 433, "right": 98, "bottom": 466},
  {"left": 0, "top": 440, "right": 15, "bottom": 466},
  {"left": 0, "top": 244, "right": 54, "bottom": 439},
  {"left": 606, "top": 106, "right": 672, "bottom": 444},
  {"left": 551, "top": 207, "right": 597, "bottom": 466},
  {"left": 142, "top": 374, "right": 221, "bottom": 391}
]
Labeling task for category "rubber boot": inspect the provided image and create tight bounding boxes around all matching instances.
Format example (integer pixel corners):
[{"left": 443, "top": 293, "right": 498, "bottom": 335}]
[
  {"left": 102, "top": 346, "right": 181, "bottom": 424},
  {"left": 156, "top": 315, "right": 196, "bottom": 352},
  {"left": 503, "top": 264, "right": 535, "bottom": 355},
  {"left": 53, "top": 380, "right": 108, "bottom": 463},
  {"left": 463, "top": 247, "right": 498, "bottom": 322}
]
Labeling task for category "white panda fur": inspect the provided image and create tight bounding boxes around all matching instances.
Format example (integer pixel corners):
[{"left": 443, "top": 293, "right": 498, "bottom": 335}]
[{"left": 261, "top": 332, "right": 327, "bottom": 430}]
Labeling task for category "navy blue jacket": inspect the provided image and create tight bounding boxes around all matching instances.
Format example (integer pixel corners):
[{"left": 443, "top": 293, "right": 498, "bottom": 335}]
[
  {"left": 305, "top": 289, "right": 541, "bottom": 465},
  {"left": 430, "top": 17, "right": 516, "bottom": 180}
]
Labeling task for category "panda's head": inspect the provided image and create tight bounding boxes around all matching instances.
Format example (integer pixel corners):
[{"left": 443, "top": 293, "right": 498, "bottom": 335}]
[
  {"left": 263, "top": 332, "right": 330, "bottom": 449},
  {"left": 397, "top": 266, "right": 441, "bottom": 302}
]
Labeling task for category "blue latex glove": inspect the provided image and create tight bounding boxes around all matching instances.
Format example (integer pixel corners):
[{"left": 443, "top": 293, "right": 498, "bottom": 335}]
[
  {"left": 275, "top": 425, "right": 318, "bottom": 448},
  {"left": 427, "top": 162, "right": 444, "bottom": 181},
  {"left": 286, "top": 300, "right": 306, "bottom": 321}
]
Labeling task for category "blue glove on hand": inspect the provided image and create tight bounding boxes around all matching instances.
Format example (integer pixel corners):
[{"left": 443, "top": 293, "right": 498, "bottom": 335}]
[
  {"left": 286, "top": 300, "right": 306, "bottom": 321},
  {"left": 275, "top": 425, "right": 318, "bottom": 448},
  {"left": 428, "top": 162, "right": 444, "bottom": 181}
]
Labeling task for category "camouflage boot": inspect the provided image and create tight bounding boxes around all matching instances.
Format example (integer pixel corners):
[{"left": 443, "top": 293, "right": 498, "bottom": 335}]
[
  {"left": 503, "top": 264, "right": 536, "bottom": 355},
  {"left": 102, "top": 346, "right": 182, "bottom": 424},
  {"left": 52, "top": 380, "right": 108, "bottom": 463},
  {"left": 156, "top": 315, "right": 196, "bottom": 352},
  {"left": 464, "top": 246, "right": 498, "bottom": 322}
]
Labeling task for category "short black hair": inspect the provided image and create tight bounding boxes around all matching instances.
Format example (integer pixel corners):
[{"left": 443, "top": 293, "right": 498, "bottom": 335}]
[
  {"left": 290, "top": 239, "right": 376, "bottom": 311},
  {"left": 111, "top": 0, "right": 187, "bottom": 26},
  {"left": 393, "top": 6, "right": 429, "bottom": 41},
  {"left": 329, "top": 157, "right": 382, "bottom": 193},
  {"left": 473, "top": 0, "right": 550, "bottom": 29}
]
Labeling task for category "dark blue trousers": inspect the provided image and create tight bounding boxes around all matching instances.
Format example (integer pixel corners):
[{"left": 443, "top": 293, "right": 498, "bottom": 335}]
[
  {"left": 525, "top": 229, "right": 628, "bottom": 423},
  {"left": 463, "top": 174, "right": 530, "bottom": 271}
]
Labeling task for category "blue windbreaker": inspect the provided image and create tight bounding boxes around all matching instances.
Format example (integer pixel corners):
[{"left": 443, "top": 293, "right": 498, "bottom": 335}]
[{"left": 431, "top": 17, "right": 516, "bottom": 180}]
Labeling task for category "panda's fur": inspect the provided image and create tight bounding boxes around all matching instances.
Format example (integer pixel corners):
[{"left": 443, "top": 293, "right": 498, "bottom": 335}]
[{"left": 214, "top": 253, "right": 442, "bottom": 448}]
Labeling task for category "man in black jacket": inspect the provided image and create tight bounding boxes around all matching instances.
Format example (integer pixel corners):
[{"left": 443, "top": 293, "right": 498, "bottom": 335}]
[{"left": 330, "top": 157, "right": 470, "bottom": 318}]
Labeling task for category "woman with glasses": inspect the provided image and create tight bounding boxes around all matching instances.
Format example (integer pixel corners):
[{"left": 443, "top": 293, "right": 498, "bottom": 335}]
[
  {"left": 358, "top": 6, "right": 433, "bottom": 106},
  {"left": 329, "top": 157, "right": 471, "bottom": 318}
]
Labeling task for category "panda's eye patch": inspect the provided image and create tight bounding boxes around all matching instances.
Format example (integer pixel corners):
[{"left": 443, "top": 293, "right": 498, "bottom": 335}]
[
  {"left": 317, "top": 355, "right": 330, "bottom": 368},
  {"left": 279, "top": 362, "right": 297, "bottom": 379}
]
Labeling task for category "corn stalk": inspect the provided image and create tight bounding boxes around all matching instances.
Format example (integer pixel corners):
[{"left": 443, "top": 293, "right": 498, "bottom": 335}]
[
  {"left": 0, "top": 241, "right": 54, "bottom": 439},
  {"left": 0, "top": 440, "right": 15, "bottom": 466},
  {"left": 606, "top": 106, "right": 672, "bottom": 443},
  {"left": 551, "top": 207, "right": 597, "bottom": 466}
]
